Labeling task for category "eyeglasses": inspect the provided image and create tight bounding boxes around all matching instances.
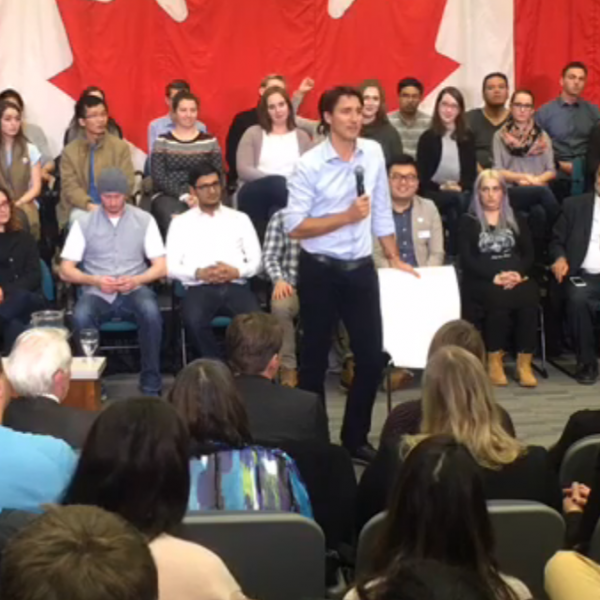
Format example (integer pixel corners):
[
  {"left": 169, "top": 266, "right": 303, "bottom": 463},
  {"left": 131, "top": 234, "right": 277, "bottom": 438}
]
[
  {"left": 84, "top": 112, "right": 108, "bottom": 121},
  {"left": 195, "top": 182, "right": 221, "bottom": 192},
  {"left": 512, "top": 103, "right": 533, "bottom": 110},
  {"left": 390, "top": 173, "right": 418, "bottom": 183}
]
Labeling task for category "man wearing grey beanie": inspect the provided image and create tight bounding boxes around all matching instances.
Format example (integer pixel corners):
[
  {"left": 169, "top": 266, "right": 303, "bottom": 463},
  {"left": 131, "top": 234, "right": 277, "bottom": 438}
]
[{"left": 59, "top": 168, "right": 166, "bottom": 396}]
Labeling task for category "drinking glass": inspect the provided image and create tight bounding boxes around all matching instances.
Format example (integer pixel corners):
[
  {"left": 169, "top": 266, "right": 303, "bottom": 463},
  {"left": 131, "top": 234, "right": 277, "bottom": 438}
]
[{"left": 80, "top": 329, "right": 99, "bottom": 363}]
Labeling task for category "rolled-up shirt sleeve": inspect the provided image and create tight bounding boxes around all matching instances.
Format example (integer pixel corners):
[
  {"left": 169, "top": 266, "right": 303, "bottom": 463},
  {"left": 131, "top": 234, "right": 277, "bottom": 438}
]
[
  {"left": 284, "top": 161, "right": 315, "bottom": 234},
  {"left": 370, "top": 145, "right": 395, "bottom": 238}
]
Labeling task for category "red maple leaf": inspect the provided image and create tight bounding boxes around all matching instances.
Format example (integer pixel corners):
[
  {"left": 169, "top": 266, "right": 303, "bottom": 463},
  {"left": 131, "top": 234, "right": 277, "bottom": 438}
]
[{"left": 51, "top": 0, "right": 458, "bottom": 152}]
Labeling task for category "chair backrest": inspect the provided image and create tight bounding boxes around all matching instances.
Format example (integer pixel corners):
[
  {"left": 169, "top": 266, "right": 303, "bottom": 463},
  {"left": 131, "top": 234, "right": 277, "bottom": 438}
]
[
  {"left": 356, "top": 501, "right": 564, "bottom": 600},
  {"left": 488, "top": 500, "right": 564, "bottom": 600},
  {"left": 39, "top": 259, "right": 55, "bottom": 303},
  {"left": 179, "top": 511, "right": 326, "bottom": 600},
  {"left": 559, "top": 434, "right": 600, "bottom": 487}
]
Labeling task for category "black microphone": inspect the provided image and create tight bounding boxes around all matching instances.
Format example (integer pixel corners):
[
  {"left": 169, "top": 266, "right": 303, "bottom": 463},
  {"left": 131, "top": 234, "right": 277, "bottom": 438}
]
[{"left": 355, "top": 165, "right": 365, "bottom": 196}]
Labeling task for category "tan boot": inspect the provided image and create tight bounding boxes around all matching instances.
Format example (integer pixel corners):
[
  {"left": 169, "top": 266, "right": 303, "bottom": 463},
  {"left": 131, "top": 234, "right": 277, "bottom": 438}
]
[
  {"left": 487, "top": 352, "right": 508, "bottom": 386},
  {"left": 381, "top": 367, "right": 414, "bottom": 392},
  {"left": 340, "top": 357, "right": 355, "bottom": 391},
  {"left": 279, "top": 367, "right": 298, "bottom": 388},
  {"left": 517, "top": 353, "right": 538, "bottom": 388}
]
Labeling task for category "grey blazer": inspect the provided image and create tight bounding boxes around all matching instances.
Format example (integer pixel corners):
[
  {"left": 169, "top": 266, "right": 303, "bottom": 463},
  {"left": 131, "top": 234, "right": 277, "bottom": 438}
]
[{"left": 373, "top": 195, "right": 444, "bottom": 268}]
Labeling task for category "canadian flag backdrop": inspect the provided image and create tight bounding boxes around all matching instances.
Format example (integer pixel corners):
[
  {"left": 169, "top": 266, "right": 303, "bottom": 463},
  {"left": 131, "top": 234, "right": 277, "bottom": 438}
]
[{"left": 1, "top": 0, "right": 600, "bottom": 167}]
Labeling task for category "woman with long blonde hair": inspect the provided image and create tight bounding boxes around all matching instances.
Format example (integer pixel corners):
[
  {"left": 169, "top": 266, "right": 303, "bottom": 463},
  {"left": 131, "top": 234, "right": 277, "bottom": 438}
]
[{"left": 356, "top": 345, "right": 561, "bottom": 531}]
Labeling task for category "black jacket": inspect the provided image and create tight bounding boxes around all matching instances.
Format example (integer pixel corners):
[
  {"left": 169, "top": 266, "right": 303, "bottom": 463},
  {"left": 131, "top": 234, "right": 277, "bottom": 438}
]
[
  {"left": 416, "top": 128, "right": 477, "bottom": 193},
  {"left": 235, "top": 375, "right": 329, "bottom": 445},
  {"left": 0, "top": 231, "right": 41, "bottom": 296},
  {"left": 549, "top": 192, "right": 594, "bottom": 273},
  {"left": 225, "top": 106, "right": 259, "bottom": 184},
  {"left": 3, "top": 395, "right": 97, "bottom": 449}
]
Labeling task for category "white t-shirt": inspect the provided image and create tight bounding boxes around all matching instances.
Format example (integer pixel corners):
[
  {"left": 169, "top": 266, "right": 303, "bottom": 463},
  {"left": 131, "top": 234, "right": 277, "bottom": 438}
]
[
  {"left": 4, "top": 143, "right": 41, "bottom": 168},
  {"left": 257, "top": 130, "right": 301, "bottom": 179},
  {"left": 61, "top": 214, "right": 165, "bottom": 263},
  {"left": 581, "top": 195, "right": 600, "bottom": 274}
]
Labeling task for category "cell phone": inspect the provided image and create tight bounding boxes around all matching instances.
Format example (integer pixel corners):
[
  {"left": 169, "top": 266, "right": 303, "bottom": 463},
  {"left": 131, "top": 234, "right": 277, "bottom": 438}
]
[{"left": 570, "top": 276, "right": 587, "bottom": 287}]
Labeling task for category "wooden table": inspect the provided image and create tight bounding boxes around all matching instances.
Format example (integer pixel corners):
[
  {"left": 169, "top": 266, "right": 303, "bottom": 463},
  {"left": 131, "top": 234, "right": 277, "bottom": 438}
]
[
  {"left": 62, "top": 357, "right": 107, "bottom": 411},
  {"left": 4, "top": 356, "right": 106, "bottom": 412}
]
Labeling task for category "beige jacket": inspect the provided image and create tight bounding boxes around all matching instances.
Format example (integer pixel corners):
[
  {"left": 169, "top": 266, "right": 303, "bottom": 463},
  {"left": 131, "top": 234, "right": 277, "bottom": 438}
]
[
  {"left": 58, "top": 133, "right": 135, "bottom": 226},
  {"left": 373, "top": 195, "right": 444, "bottom": 268}
]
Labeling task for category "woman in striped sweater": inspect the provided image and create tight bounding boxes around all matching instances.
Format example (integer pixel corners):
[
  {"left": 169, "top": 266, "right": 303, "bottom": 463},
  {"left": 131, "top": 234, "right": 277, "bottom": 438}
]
[{"left": 151, "top": 91, "right": 223, "bottom": 237}]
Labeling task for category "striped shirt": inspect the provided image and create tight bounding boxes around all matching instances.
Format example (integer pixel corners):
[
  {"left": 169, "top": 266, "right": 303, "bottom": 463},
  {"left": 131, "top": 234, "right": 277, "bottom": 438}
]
[
  {"left": 388, "top": 109, "right": 431, "bottom": 158},
  {"left": 151, "top": 131, "right": 223, "bottom": 199}
]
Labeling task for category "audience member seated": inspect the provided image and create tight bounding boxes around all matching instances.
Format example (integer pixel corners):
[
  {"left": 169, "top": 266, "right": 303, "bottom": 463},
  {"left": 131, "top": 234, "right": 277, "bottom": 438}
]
[
  {"left": 226, "top": 312, "right": 329, "bottom": 444},
  {"left": 373, "top": 153, "right": 444, "bottom": 268},
  {"left": 459, "top": 170, "right": 539, "bottom": 388},
  {"left": 58, "top": 94, "right": 134, "bottom": 228},
  {"left": 167, "top": 164, "right": 261, "bottom": 359},
  {"left": 549, "top": 406, "right": 600, "bottom": 469},
  {"left": 466, "top": 73, "right": 510, "bottom": 170},
  {"left": 0, "top": 100, "right": 42, "bottom": 238},
  {"left": 0, "top": 187, "right": 44, "bottom": 352},
  {"left": 147, "top": 79, "right": 207, "bottom": 162},
  {"left": 167, "top": 358, "right": 312, "bottom": 516},
  {"left": 0, "top": 89, "right": 55, "bottom": 183},
  {"left": 417, "top": 86, "right": 476, "bottom": 256},
  {"left": 237, "top": 86, "right": 311, "bottom": 241},
  {"left": 61, "top": 397, "right": 246, "bottom": 600},
  {"left": 3, "top": 328, "right": 96, "bottom": 448},
  {"left": 493, "top": 89, "right": 560, "bottom": 262},
  {"left": 0, "top": 355, "right": 76, "bottom": 511},
  {"left": 349, "top": 560, "right": 509, "bottom": 600},
  {"left": 359, "top": 79, "right": 403, "bottom": 165},
  {"left": 536, "top": 61, "right": 600, "bottom": 200},
  {"left": 379, "top": 320, "right": 515, "bottom": 447},
  {"left": 550, "top": 167, "right": 600, "bottom": 384},
  {"left": 352, "top": 435, "right": 532, "bottom": 600},
  {"left": 150, "top": 91, "right": 223, "bottom": 238},
  {"left": 225, "top": 73, "right": 312, "bottom": 189},
  {"left": 388, "top": 78, "right": 431, "bottom": 158},
  {"left": 59, "top": 168, "right": 165, "bottom": 396},
  {"left": 356, "top": 346, "right": 561, "bottom": 531},
  {"left": 262, "top": 208, "right": 301, "bottom": 386},
  {"left": 0, "top": 505, "right": 159, "bottom": 600},
  {"left": 63, "top": 86, "right": 123, "bottom": 145},
  {"left": 545, "top": 551, "right": 600, "bottom": 600}
]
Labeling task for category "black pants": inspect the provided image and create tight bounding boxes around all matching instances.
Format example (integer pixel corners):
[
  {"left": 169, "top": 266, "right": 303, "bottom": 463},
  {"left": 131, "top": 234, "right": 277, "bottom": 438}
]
[
  {"left": 426, "top": 190, "right": 469, "bottom": 256},
  {"left": 0, "top": 289, "right": 45, "bottom": 353},
  {"left": 151, "top": 194, "right": 189, "bottom": 239},
  {"left": 182, "top": 283, "right": 260, "bottom": 358},
  {"left": 468, "top": 279, "right": 539, "bottom": 353},
  {"left": 566, "top": 273, "right": 600, "bottom": 365},
  {"left": 237, "top": 175, "right": 288, "bottom": 244},
  {"left": 508, "top": 185, "right": 560, "bottom": 263},
  {"left": 297, "top": 252, "right": 385, "bottom": 449}
]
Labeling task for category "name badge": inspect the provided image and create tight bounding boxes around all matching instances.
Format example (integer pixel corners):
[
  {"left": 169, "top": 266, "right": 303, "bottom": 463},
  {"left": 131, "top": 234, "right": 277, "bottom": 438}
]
[{"left": 417, "top": 230, "right": 431, "bottom": 239}]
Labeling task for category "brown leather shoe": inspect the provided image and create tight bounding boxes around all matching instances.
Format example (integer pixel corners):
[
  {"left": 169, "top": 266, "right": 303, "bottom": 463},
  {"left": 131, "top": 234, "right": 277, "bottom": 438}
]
[
  {"left": 487, "top": 352, "right": 508, "bottom": 386},
  {"left": 381, "top": 367, "right": 414, "bottom": 392},
  {"left": 516, "top": 353, "right": 538, "bottom": 388},
  {"left": 279, "top": 367, "right": 298, "bottom": 388}
]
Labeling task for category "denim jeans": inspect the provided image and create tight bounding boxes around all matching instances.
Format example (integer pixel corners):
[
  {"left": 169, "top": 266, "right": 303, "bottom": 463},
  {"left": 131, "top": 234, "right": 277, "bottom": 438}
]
[
  {"left": 181, "top": 283, "right": 260, "bottom": 358},
  {"left": 72, "top": 286, "right": 163, "bottom": 395}
]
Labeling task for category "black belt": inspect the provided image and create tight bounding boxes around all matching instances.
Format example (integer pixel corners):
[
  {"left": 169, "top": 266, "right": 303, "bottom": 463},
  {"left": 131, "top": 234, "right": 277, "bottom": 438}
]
[{"left": 303, "top": 251, "right": 372, "bottom": 272}]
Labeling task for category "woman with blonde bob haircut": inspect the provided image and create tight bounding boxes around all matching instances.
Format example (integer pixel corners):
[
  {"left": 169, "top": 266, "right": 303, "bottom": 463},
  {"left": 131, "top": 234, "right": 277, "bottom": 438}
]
[{"left": 356, "top": 345, "right": 561, "bottom": 531}]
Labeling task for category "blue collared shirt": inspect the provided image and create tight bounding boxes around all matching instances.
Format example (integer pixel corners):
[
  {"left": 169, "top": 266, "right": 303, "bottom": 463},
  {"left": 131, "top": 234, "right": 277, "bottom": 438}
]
[
  {"left": 284, "top": 137, "right": 395, "bottom": 260},
  {"left": 147, "top": 114, "right": 207, "bottom": 156},
  {"left": 393, "top": 204, "right": 417, "bottom": 267},
  {"left": 535, "top": 97, "right": 600, "bottom": 161}
]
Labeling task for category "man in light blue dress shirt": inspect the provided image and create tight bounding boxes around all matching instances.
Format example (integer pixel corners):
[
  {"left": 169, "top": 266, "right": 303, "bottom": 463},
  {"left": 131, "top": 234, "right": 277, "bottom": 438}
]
[
  {"left": 284, "top": 86, "right": 417, "bottom": 462},
  {"left": 147, "top": 79, "right": 207, "bottom": 160}
]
